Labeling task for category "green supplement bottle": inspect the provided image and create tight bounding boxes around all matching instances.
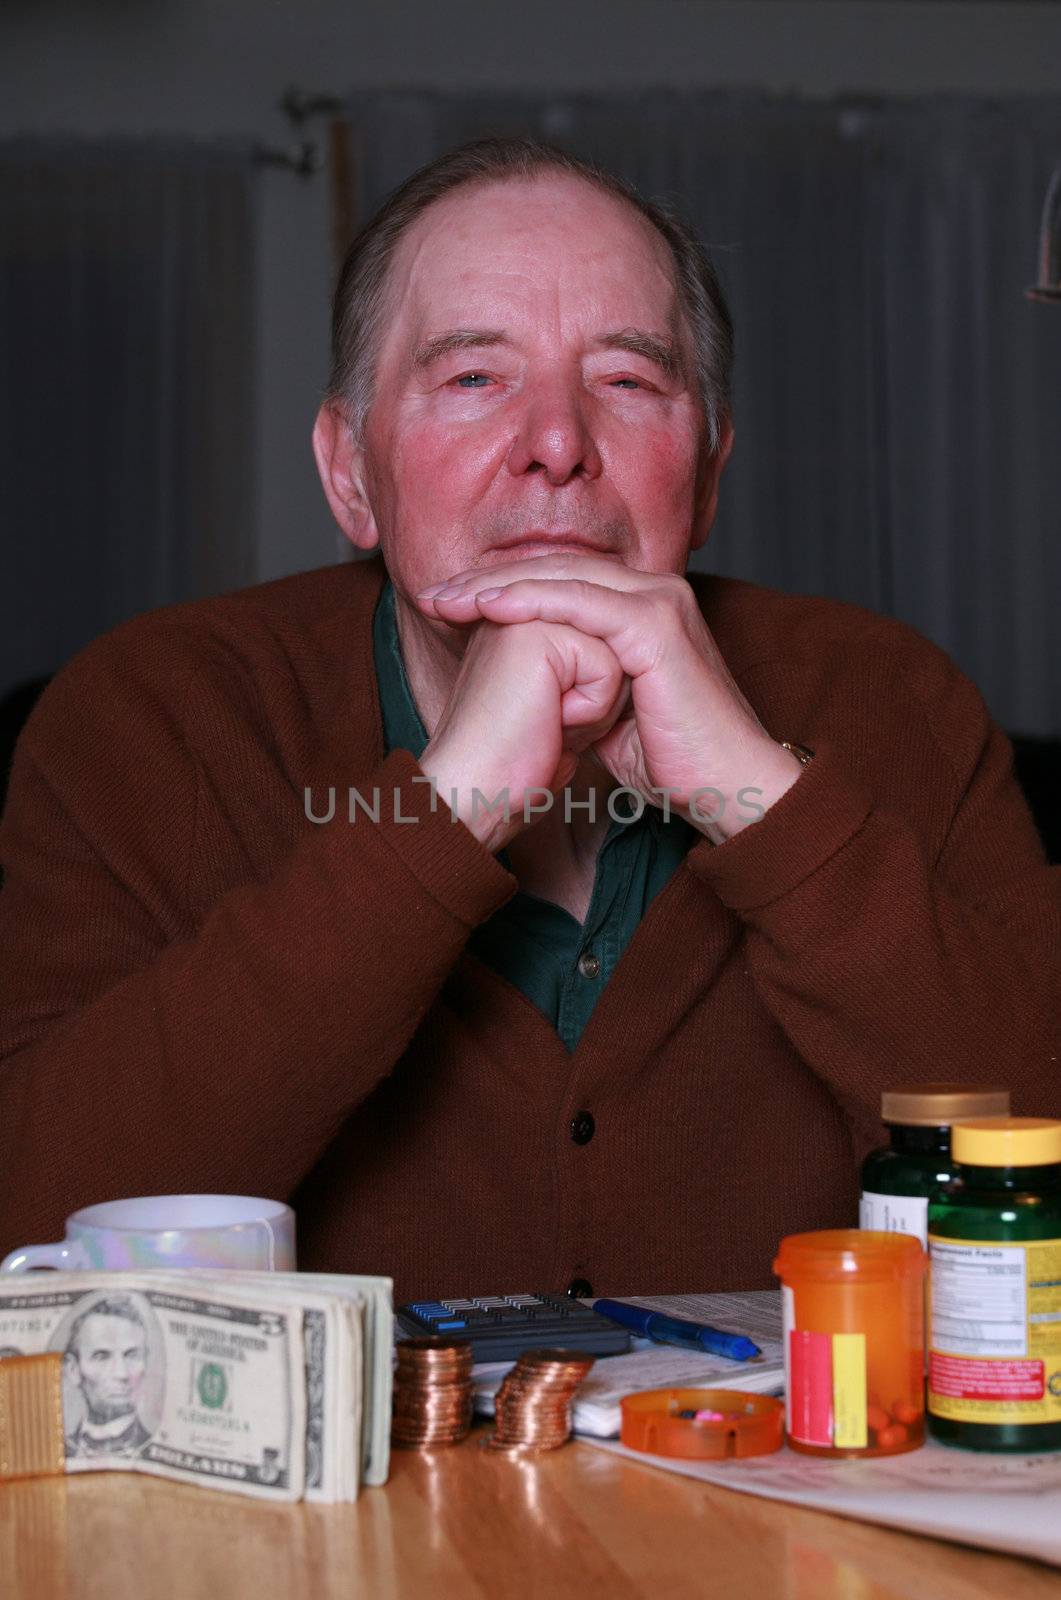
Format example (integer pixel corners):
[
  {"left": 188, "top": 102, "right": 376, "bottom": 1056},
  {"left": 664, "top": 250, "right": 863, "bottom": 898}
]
[
  {"left": 860, "top": 1084, "right": 1010, "bottom": 1247},
  {"left": 928, "top": 1118, "right": 1061, "bottom": 1452}
]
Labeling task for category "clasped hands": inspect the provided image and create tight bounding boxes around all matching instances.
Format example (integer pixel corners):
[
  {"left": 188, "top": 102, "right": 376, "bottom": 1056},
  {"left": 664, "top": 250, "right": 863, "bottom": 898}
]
[{"left": 414, "top": 552, "right": 804, "bottom": 850}]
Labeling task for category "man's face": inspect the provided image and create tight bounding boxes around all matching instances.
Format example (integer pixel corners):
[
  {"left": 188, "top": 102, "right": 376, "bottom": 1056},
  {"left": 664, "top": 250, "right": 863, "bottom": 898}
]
[
  {"left": 348, "top": 173, "right": 731, "bottom": 605},
  {"left": 68, "top": 1313, "right": 146, "bottom": 1422}
]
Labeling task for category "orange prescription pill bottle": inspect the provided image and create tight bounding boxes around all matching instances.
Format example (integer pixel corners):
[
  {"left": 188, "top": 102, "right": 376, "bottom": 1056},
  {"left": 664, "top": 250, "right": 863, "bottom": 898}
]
[{"left": 774, "top": 1230, "right": 926, "bottom": 1457}]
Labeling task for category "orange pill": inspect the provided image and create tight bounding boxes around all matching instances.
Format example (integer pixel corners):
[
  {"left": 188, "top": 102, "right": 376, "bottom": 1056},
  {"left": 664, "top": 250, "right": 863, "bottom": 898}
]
[
  {"left": 866, "top": 1405, "right": 890, "bottom": 1433},
  {"left": 876, "top": 1424, "right": 908, "bottom": 1450},
  {"left": 892, "top": 1401, "right": 921, "bottom": 1426}
]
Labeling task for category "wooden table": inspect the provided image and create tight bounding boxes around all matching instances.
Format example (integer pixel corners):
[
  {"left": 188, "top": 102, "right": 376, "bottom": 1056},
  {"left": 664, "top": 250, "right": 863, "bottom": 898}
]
[{"left": 2, "top": 1426, "right": 1057, "bottom": 1599}]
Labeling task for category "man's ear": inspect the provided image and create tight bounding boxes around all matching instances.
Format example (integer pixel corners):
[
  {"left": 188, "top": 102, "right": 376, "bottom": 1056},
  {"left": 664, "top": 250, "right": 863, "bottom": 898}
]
[
  {"left": 689, "top": 416, "right": 735, "bottom": 553},
  {"left": 312, "top": 401, "right": 380, "bottom": 553}
]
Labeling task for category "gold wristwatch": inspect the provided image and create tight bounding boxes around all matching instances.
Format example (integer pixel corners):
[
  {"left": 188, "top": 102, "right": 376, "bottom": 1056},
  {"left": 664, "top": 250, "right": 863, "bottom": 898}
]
[{"left": 781, "top": 741, "right": 814, "bottom": 766}]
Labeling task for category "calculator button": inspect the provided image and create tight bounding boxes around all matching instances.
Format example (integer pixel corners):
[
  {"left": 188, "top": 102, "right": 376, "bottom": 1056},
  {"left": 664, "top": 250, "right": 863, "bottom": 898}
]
[
  {"left": 434, "top": 1319, "right": 467, "bottom": 1330},
  {"left": 566, "top": 1278, "right": 594, "bottom": 1298},
  {"left": 570, "top": 1111, "right": 595, "bottom": 1145}
]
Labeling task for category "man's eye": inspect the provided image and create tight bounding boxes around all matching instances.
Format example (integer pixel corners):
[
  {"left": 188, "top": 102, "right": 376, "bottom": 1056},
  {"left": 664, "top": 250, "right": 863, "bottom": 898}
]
[
  {"left": 454, "top": 372, "right": 491, "bottom": 388},
  {"left": 611, "top": 378, "right": 643, "bottom": 390}
]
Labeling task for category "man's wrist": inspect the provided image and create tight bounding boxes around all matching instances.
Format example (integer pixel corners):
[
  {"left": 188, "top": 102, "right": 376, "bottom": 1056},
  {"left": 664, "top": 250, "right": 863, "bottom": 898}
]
[
  {"left": 416, "top": 751, "right": 509, "bottom": 851},
  {"left": 685, "top": 740, "right": 808, "bottom": 845}
]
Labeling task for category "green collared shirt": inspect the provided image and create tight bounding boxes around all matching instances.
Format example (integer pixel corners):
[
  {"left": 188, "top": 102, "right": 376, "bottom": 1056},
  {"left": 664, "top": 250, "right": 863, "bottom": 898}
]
[{"left": 372, "top": 578, "right": 698, "bottom": 1052}]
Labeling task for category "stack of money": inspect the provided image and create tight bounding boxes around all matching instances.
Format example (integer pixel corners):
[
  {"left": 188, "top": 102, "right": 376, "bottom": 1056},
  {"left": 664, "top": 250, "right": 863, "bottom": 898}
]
[
  {"left": 0, "top": 1269, "right": 392, "bottom": 1503},
  {"left": 483, "top": 1349, "right": 595, "bottom": 1453},
  {"left": 392, "top": 1336, "right": 474, "bottom": 1448}
]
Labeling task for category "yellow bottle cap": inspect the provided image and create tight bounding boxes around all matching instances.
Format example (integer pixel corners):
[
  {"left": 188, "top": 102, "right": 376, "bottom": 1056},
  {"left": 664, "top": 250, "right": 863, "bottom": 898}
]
[{"left": 952, "top": 1117, "right": 1061, "bottom": 1167}]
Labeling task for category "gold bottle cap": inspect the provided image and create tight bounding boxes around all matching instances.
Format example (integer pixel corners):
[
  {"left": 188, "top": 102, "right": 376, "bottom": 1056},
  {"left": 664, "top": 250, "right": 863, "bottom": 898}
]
[
  {"left": 952, "top": 1117, "right": 1061, "bottom": 1167},
  {"left": 0, "top": 1353, "right": 65, "bottom": 1481},
  {"left": 880, "top": 1083, "right": 1010, "bottom": 1127}
]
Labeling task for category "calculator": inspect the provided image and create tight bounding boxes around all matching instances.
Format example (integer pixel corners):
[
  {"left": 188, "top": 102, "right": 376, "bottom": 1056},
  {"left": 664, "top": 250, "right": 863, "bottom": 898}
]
[{"left": 395, "top": 1292, "right": 632, "bottom": 1363}]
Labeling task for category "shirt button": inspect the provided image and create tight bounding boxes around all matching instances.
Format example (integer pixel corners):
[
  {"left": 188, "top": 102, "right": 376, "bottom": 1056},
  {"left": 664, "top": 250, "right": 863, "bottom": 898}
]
[
  {"left": 570, "top": 1111, "right": 595, "bottom": 1145},
  {"left": 567, "top": 1278, "right": 594, "bottom": 1299},
  {"left": 577, "top": 950, "right": 601, "bottom": 979}
]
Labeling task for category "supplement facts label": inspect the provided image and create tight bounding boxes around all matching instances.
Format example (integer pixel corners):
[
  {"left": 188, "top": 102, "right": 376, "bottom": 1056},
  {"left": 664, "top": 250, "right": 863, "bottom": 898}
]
[
  {"left": 930, "top": 1240, "right": 1026, "bottom": 1355},
  {"left": 928, "top": 1235, "right": 1061, "bottom": 1426},
  {"left": 859, "top": 1191, "right": 928, "bottom": 1247}
]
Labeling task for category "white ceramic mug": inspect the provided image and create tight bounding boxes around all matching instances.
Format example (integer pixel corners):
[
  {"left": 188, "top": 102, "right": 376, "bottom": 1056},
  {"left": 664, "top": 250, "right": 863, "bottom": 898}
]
[{"left": 0, "top": 1195, "right": 296, "bottom": 1274}]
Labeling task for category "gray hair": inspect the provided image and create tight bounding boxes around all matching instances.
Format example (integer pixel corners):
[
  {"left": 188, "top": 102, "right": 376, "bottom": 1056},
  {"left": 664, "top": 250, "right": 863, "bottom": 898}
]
[
  {"left": 65, "top": 1294, "right": 146, "bottom": 1359},
  {"left": 325, "top": 135, "right": 734, "bottom": 456}
]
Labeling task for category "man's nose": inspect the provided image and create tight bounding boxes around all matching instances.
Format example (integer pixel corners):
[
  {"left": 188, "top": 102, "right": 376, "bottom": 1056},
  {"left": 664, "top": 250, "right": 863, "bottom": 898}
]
[{"left": 505, "top": 371, "right": 604, "bottom": 485}]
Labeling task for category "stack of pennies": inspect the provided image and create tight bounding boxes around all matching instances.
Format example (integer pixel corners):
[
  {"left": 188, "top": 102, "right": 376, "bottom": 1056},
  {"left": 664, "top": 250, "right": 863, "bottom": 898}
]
[
  {"left": 482, "top": 1348, "right": 596, "bottom": 1453},
  {"left": 392, "top": 1336, "right": 474, "bottom": 1449}
]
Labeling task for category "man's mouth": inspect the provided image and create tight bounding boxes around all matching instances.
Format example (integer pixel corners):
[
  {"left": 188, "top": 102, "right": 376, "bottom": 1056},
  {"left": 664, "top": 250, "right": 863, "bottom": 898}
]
[{"left": 488, "top": 534, "right": 617, "bottom": 561}]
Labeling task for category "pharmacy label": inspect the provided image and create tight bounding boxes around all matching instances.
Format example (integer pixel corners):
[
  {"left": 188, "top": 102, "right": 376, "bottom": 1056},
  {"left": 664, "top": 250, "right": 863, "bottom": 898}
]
[{"left": 859, "top": 1191, "right": 928, "bottom": 1246}]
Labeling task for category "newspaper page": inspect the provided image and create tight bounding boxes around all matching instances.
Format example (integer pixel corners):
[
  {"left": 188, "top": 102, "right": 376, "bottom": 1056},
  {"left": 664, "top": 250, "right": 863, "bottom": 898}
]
[
  {"left": 584, "top": 1434, "right": 1061, "bottom": 1567},
  {"left": 473, "top": 1291, "right": 784, "bottom": 1437}
]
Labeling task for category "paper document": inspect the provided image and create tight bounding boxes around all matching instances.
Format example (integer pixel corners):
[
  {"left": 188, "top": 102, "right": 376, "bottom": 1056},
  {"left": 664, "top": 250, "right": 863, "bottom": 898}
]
[
  {"left": 585, "top": 1435, "right": 1061, "bottom": 1568},
  {"left": 473, "top": 1291, "right": 783, "bottom": 1438}
]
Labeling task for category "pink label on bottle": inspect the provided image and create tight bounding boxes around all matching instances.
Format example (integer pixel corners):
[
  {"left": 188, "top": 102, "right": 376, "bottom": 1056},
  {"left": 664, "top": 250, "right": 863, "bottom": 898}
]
[{"left": 789, "top": 1329, "right": 833, "bottom": 1445}]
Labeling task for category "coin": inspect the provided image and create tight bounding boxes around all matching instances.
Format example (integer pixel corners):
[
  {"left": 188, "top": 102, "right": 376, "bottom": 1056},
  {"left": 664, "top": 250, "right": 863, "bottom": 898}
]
[
  {"left": 391, "top": 1337, "right": 475, "bottom": 1450},
  {"left": 484, "top": 1348, "right": 596, "bottom": 1454}
]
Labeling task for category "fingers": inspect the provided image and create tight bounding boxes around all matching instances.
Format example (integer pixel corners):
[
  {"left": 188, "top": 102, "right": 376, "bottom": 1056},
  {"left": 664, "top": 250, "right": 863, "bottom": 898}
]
[
  {"left": 542, "top": 623, "right": 628, "bottom": 730},
  {"left": 428, "top": 576, "right": 671, "bottom": 680},
  {"left": 416, "top": 551, "right": 646, "bottom": 604}
]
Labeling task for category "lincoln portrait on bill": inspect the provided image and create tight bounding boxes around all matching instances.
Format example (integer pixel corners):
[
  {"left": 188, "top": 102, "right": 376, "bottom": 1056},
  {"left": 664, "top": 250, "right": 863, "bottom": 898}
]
[{"left": 63, "top": 1295, "right": 153, "bottom": 1459}]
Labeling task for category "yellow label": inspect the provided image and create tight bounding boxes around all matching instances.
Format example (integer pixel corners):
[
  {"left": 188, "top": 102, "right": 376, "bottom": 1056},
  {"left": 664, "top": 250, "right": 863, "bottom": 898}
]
[
  {"left": 831, "top": 1333, "right": 867, "bottom": 1448},
  {"left": 928, "top": 1234, "right": 1061, "bottom": 1426}
]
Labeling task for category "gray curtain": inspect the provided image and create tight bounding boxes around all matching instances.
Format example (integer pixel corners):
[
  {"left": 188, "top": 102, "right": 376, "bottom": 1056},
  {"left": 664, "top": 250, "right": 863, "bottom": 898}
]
[
  {"left": 341, "top": 91, "right": 1061, "bottom": 738},
  {"left": 0, "top": 138, "right": 259, "bottom": 702}
]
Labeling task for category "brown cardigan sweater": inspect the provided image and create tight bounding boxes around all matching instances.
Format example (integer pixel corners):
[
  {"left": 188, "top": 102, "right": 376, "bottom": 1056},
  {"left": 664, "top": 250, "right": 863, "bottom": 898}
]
[{"left": 1, "top": 555, "right": 1058, "bottom": 1302}]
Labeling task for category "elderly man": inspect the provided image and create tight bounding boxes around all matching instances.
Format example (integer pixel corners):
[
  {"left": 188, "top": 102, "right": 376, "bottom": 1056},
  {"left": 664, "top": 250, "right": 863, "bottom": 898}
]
[
  {"left": 0, "top": 138, "right": 1057, "bottom": 1303},
  {"left": 63, "top": 1295, "right": 152, "bottom": 1459}
]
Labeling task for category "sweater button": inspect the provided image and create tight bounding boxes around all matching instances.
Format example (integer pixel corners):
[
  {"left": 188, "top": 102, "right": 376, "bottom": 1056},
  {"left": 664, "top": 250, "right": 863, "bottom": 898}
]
[
  {"left": 567, "top": 1278, "right": 593, "bottom": 1299},
  {"left": 570, "top": 1111, "right": 595, "bottom": 1145},
  {"left": 577, "top": 950, "right": 601, "bottom": 979}
]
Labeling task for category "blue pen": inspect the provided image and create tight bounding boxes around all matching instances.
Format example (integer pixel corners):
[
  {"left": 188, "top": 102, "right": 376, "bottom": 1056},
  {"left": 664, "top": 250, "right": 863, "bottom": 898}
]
[{"left": 593, "top": 1300, "right": 761, "bottom": 1362}]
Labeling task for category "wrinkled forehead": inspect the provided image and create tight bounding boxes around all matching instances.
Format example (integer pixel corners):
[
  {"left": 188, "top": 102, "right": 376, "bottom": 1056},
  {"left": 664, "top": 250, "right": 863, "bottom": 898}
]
[
  {"left": 77, "top": 1313, "right": 146, "bottom": 1351},
  {"left": 379, "top": 174, "right": 689, "bottom": 358}
]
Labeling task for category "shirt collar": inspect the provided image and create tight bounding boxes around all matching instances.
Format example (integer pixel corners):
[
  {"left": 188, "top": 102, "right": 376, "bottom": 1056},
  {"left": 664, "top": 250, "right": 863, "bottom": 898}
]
[{"left": 373, "top": 577, "right": 430, "bottom": 761}]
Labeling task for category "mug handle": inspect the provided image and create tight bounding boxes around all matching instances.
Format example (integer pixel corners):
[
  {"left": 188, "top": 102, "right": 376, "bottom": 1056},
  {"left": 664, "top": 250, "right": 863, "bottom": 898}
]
[{"left": 0, "top": 1241, "right": 88, "bottom": 1273}]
